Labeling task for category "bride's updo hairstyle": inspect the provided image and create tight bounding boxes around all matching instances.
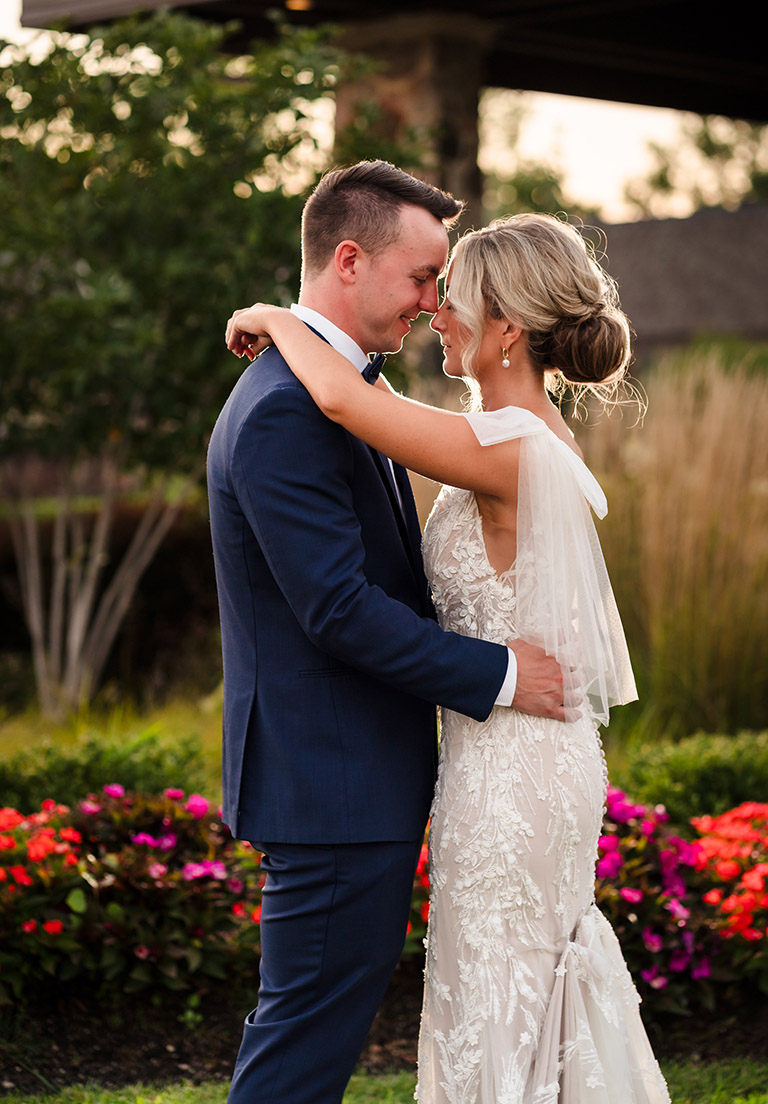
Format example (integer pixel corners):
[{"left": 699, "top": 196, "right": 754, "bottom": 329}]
[{"left": 447, "top": 213, "right": 631, "bottom": 395}]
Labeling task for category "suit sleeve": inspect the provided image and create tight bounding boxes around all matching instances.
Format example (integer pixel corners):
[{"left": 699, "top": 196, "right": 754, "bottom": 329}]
[{"left": 231, "top": 381, "right": 508, "bottom": 722}]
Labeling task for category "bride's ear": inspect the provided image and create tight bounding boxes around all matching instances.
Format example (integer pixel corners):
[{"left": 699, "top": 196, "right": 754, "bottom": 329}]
[{"left": 502, "top": 320, "right": 524, "bottom": 347}]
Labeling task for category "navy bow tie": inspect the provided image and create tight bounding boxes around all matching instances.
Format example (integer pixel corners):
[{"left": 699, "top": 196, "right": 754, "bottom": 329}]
[{"left": 362, "top": 353, "right": 386, "bottom": 384}]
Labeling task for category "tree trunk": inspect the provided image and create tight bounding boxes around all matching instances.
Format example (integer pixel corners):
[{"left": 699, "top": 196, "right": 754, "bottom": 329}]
[{"left": 3, "top": 459, "right": 202, "bottom": 717}]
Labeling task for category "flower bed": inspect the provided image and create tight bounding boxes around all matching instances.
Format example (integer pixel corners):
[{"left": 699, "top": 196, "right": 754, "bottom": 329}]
[
  {"left": 2, "top": 785, "right": 767, "bottom": 1020},
  {"left": 0, "top": 786, "right": 263, "bottom": 1011}
]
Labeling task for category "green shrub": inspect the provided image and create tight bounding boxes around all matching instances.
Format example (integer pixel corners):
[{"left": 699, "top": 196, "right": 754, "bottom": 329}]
[
  {"left": 0, "top": 726, "right": 207, "bottom": 811},
  {"left": 613, "top": 731, "right": 768, "bottom": 829}
]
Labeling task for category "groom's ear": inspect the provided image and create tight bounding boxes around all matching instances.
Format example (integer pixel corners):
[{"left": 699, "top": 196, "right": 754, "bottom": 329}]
[{"left": 334, "top": 240, "right": 362, "bottom": 285}]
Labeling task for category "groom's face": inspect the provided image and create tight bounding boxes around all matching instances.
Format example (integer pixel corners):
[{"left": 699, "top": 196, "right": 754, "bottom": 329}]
[{"left": 353, "top": 204, "right": 449, "bottom": 354}]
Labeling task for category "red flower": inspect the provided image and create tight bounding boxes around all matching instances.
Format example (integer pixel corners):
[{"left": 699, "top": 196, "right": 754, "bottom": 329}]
[
  {"left": 8, "top": 865, "right": 33, "bottom": 887},
  {"left": 21, "top": 920, "right": 37, "bottom": 933},
  {"left": 42, "top": 920, "right": 64, "bottom": 935},
  {"left": 0, "top": 809, "right": 24, "bottom": 831},
  {"left": 715, "top": 859, "right": 741, "bottom": 880},
  {"left": 0, "top": 834, "right": 16, "bottom": 850}
]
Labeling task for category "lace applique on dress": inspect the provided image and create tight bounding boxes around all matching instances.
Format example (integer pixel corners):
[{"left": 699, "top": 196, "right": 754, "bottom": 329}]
[{"left": 416, "top": 416, "right": 669, "bottom": 1104}]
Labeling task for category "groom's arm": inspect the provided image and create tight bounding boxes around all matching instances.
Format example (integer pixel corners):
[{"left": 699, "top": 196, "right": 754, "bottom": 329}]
[{"left": 232, "top": 380, "right": 509, "bottom": 722}]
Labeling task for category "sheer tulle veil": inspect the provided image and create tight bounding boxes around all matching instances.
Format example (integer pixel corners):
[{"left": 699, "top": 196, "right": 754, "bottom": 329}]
[{"left": 463, "top": 406, "right": 637, "bottom": 725}]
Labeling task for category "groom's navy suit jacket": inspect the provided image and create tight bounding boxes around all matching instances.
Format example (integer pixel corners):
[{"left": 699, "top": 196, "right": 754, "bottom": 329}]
[{"left": 207, "top": 341, "right": 508, "bottom": 844}]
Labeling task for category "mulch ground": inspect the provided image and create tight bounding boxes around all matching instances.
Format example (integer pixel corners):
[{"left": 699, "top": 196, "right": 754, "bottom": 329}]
[{"left": 2, "top": 959, "right": 767, "bottom": 1097}]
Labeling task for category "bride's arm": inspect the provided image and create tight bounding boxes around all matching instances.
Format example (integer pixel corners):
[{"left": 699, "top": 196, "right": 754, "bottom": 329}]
[{"left": 225, "top": 304, "right": 518, "bottom": 497}]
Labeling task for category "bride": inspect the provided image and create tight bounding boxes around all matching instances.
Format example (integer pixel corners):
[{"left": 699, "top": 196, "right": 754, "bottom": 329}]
[{"left": 224, "top": 213, "right": 669, "bottom": 1104}]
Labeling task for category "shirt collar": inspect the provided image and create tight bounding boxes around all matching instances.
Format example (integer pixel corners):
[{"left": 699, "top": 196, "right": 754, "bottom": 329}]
[{"left": 290, "top": 304, "right": 369, "bottom": 375}]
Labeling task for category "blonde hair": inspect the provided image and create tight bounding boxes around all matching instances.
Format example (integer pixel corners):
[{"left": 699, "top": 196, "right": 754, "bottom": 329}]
[{"left": 447, "top": 214, "right": 632, "bottom": 396}]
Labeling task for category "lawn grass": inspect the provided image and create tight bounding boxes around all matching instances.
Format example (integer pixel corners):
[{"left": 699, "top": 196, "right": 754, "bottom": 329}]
[{"left": 2, "top": 1064, "right": 768, "bottom": 1104}]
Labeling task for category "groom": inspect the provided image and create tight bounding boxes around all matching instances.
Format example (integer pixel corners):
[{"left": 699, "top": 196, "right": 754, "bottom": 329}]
[{"left": 208, "top": 160, "right": 565, "bottom": 1104}]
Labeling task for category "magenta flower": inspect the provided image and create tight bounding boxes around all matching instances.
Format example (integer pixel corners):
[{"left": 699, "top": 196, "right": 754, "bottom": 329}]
[
  {"left": 148, "top": 862, "right": 168, "bottom": 880},
  {"left": 164, "top": 788, "right": 184, "bottom": 800},
  {"left": 182, "top": 862, "right": 206, "bottom": 880},
  {"left": 669, "top": 949, "right": 691, "bottom": 972},
  {"left": 596, "top": 851, "right": 623, "bottom": 878},
  {"left": 185, "top": 794, "right": 209, "bottom": 819},
  {"left": 132, "top": 832, "right": 159, "bottom": 847},
  {"left": 620, "top": 887, "right": 643, "bottom": 904},
  {"left": 641, "top": 965, "right": 668, "bottom": 989},
  {"left": 157, "top": 834, "right": 177, "bottom": 851},
  {"left": 642, "top": 928, "right": 663, "bottom": 953},
  {"left": 691, "top": 958, "right": 711, "bottom": 980},
  {"left": 103, "top": 783, "right": 125, "bottom": 798},
  {"left": 598, "top": 834, "right": 619, "bottom": 852},
  {"left": 182, "top": 859, "right": 227, "bottom": 881},
  {"left": 666, "top": 898, "right": 691, "bottom": 922}
]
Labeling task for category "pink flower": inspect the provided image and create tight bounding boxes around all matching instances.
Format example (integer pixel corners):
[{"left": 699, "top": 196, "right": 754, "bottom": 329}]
[
  {"left": 691, "top": 958, "right": 711, "bottom": 980},
  {"left": 182, "top": 862, "right": 206, "bottom": 881},
  {"left": 132, "top": 832, "right": 159, "bottom": 847},
  {"left": 642, "top": 928, "right": 663, "bottom": 953},
  {"left": 227, "top": 878, "right": 244, "bottom": 894},
  {"left": 164, "top": 788, "right": 185, "bottom": 800},
  {"left": 669, "top": 949, "right": 691, "bottom": 972},
  {"left": 185, "top": 794, "right": 209, "bottom": 819},
  {"left": 598, "top": 834, "right": 619, "bottom": 853},
  {"left": 596, "top": 851, "right": 622, "bottom": 879},
  {"left": 666, "top": 898, "right": 691, "bottom": 922},
  {"left": 182, "top": 860, "right": 227, "bottom": 881},
  {"left": 103, "top": 783, "right": 125, "bottom": 798},
  {"left": 641, "top": 965, "right": 668, "bottom": 990},
  {"left": 134, "top": 945, "right": 152, "bottom": 959},
  {"left": 148, "top": 862, "right": 168, "bottom": 880},
  {"left": 157, "top": 833, "right": 177, "bottom": 851},
  {"left": 80, "top": 799, "right": 101, "bottom": 815},
  {"left": 620, "top": 887, "right": 643, "bottom": 904}
]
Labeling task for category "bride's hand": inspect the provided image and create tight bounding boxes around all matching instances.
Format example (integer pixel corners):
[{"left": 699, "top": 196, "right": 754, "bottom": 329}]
[{"left": 224, "top": 304, "right": 287, "bottom": 361}]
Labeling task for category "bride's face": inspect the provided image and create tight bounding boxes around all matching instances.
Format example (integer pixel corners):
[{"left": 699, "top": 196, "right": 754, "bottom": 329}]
[
  {"left": 430, "top": 289, "right": 465, "bottom": 380},
  {"left": 430, "top": 277, "right": 498, "bottom": 382}
]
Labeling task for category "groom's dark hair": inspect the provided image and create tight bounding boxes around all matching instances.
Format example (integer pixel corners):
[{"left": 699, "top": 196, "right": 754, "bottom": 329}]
[{"left": 301, "top": 160, "right": 464, "bottom": 278}]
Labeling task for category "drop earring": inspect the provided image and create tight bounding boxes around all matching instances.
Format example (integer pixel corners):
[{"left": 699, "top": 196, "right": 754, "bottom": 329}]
[{"left": 501, "top": 347, "right": 510, "bottom": 368}]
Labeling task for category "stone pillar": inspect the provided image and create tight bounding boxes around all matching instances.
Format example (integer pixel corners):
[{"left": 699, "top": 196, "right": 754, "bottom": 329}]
[{"left": 334, "top": 13, "right": 493, "bottom": 225}]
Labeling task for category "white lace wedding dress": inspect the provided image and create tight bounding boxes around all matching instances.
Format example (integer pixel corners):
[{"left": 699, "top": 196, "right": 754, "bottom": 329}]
[{"left": 416, "top": 407, "right": 670, "bottom": 1104}]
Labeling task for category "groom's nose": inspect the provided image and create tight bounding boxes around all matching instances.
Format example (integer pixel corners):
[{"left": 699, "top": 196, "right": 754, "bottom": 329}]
[{"left": 418, "top": 278, "right": 439, "bottom": 315}]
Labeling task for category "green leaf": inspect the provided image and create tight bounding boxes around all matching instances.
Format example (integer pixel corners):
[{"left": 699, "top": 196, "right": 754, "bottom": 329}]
[{"left": 66, "top": 887, "right": 88, "bottom": 914}]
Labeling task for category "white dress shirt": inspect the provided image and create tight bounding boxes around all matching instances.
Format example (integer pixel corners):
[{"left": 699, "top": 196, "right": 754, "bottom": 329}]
[{"left": 290, "top": 303, "right": 518, "bottom": 707}]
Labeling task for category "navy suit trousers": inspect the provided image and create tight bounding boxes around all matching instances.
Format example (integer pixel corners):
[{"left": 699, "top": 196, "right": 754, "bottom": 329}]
[{"left": 228, "top": 838, "right": 423, "bottom": 1104}]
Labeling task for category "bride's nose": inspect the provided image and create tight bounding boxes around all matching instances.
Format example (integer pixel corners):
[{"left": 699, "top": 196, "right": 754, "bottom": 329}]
[{"left": 430, "top": 305, "right": 446, "bottom": 333}]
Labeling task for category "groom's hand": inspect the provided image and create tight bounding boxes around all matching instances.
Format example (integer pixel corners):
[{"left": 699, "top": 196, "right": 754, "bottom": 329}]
[{"left": 508, "top": 639, "right": 566, "bottom": 721}]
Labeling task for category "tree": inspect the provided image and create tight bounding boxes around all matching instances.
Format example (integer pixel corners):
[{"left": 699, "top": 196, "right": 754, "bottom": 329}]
[
  {"left": 624, "top": 113, "right": 768, "bottom": 218},
  {"left": 0, "top": 11, "right": 359, "bottom": 716}
]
